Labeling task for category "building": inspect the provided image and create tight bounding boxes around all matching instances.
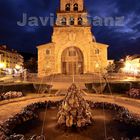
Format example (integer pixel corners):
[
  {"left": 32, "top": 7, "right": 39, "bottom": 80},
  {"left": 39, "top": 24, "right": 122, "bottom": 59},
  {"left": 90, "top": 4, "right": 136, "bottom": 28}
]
[
  {"left": 107, "top": 60, "right": 114, "bottom": 65},
  {"left": 0, "top": 45, "right": 24, "bottom": 71},
  {"left": 122, "top": 55, "right": 140, "bottom": 75},
  {"left": 37, "top": 0, "right": 109, "bottom": 77}
]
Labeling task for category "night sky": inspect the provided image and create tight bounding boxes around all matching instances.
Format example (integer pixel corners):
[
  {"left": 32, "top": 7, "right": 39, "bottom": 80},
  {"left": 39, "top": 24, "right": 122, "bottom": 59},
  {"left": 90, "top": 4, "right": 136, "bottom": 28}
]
[{"left": 0, "top": 0, "right": 140, "bottom": 60}]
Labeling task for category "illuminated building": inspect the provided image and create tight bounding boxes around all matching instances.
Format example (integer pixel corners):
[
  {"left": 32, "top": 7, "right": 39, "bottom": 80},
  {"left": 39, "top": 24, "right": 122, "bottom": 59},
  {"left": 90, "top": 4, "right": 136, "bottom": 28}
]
[
  {"left": 37, "top": 0, "right": 108, "bottom": 77},
  {"left": 0, "top": 45, "right": 24, "bottom": 72},
  {"left": 122, "top": 55, "right": 140, "bottom": 75}
]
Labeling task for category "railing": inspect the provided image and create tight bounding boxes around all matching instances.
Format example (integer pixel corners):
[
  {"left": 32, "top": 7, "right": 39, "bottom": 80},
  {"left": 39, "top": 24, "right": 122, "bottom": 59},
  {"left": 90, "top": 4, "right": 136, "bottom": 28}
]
[
  {"left": 107, "top": 73, "right": 140, "bottom": 80},
  {"left": 26, "top": 73, "right": 140, "bottom": 83}
]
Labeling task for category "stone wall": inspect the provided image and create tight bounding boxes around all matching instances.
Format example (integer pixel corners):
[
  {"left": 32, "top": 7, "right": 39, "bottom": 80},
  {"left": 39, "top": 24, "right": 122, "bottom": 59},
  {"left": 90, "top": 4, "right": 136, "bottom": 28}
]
[
  {"left": 37, "top": 0, "right": 108, "bottom": 77},
  {"left": 38, "top": 26, "right": 108, "bottom": 77},
  {"left": 38, "top": 43, "right": 55, "bottom": 77}
]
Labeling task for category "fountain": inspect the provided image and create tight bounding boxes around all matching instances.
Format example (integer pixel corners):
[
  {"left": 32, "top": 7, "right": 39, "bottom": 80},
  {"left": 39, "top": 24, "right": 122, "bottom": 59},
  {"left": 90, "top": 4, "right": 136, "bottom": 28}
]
[
  {"left": 0, "top": 95, "right": 140, "bottom": 140},
  {"left": 57, "top": 83, "right": 93, "bottom": 128}
]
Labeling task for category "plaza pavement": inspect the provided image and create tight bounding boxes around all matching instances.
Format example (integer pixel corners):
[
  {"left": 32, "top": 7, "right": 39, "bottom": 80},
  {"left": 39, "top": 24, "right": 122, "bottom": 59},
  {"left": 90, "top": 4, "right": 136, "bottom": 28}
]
[{"left": 0, "top": 93, "right": 140, "bottom": 124}]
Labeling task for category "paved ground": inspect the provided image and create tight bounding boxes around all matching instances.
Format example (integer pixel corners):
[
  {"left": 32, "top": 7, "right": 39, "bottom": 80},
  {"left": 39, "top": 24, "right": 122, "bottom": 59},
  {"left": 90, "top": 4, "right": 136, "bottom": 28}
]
[
  {"left": 0, "top": 93, "right": 140, "bottom": 124},
  {"left": 1, "top": 74, "right": 140, "bottom": 86},
  {"left": 51, "top": 82, "right": 86, "bottom": 90},
  {"left": 85, "top": 94, "right": 140, "bottom": 117},
  {"left": 0, "top": 95, "right": 63, "bottom": 123}
]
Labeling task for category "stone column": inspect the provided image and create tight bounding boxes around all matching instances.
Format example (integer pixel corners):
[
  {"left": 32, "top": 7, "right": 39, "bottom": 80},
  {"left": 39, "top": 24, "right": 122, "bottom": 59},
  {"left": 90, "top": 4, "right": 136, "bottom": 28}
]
[
  {"left": 75, "top": 17, "right": 78, "bottom": 25},
  {"left": 66, "top": 16, "right": 69, "bottom": 26}
]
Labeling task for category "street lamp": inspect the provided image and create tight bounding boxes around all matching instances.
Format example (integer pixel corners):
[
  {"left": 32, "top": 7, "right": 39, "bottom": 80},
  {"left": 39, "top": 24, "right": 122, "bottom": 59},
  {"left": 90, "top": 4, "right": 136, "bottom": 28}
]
[{"left": 15, "top": 64, "right": 21, "bottom": 70}]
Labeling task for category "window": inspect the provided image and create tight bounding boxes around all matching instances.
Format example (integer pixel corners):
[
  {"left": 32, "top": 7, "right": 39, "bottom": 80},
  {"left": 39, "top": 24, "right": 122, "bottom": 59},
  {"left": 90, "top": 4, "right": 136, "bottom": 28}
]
[
  {"left": 61, "top": 17, "right": 66, "bottom": 25},
  {"left": 74, "top": 3, "right": 78, "bottom": 11},
  {"left": 69, "top": 51, "right": 76, "bottom": 56},
  {"left": 46, "top": 49, "right": 50, "bottom": 55},
  {"left": 95, "top": 49, "right": 100, "bottom": 54},
  {"left": 65, "top": 3, "right": 70, "bottom": 11},
  {"left": 78, "top": 17, "right": 83, "bottom": 25},
  {"left": 70, "top": 17, "right": 74, "bottom": 25}
]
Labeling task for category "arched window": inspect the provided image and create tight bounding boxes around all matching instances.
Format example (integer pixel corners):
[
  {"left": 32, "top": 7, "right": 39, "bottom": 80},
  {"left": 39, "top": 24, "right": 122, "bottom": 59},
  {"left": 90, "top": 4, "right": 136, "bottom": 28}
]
[
  {"left": 65, "top": 3, "right": 70, "bottom": 11},
  {"left": 95, "top": 49, "right": 100, "bottom": 54},
  {"left": 61, "top": 17, "right": 66, "bottom": 25},
  {"left": 78, "top": 17, "right": 83, "bottom": 25},
  {"left": 70, "top": 17, "right": 74, "bottom": 25},
  {"left": 74, "top": 3, "right": 78, "bottom": 11},
  {"left": 46, "top": 49, "right": 50, "bottom": 55}
]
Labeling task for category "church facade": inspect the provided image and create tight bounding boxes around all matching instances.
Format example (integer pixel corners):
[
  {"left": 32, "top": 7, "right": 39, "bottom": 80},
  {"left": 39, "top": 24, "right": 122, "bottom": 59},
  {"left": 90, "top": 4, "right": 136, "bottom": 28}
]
[{"left": 37, "top": 0, "right": 108, "bottom": 77}]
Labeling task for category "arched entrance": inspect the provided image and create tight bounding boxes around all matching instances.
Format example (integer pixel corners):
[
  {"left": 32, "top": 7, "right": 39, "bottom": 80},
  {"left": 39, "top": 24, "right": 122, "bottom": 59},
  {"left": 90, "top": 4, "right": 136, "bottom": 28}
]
[{"left": 61, "top": 47, "right": 84, "bottom": 75}]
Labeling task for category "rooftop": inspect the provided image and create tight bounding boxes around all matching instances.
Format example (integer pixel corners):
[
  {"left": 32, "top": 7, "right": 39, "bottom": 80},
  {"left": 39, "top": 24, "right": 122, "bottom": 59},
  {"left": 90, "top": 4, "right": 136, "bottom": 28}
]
[{"left": 0, "top": 45, "right": 20, "bottom": 55}]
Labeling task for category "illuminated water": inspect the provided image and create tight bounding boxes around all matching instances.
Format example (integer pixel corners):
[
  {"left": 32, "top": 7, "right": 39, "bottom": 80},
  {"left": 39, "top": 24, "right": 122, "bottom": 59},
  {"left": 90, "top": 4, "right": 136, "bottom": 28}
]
[{"left": 14, "top": 107, "right": 140, "bottom": 140}]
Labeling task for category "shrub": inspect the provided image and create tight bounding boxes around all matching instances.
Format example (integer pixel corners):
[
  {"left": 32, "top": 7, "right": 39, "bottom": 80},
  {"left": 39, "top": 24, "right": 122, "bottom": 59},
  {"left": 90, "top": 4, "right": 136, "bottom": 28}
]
[
  {"left": 104, "top": 82, "right": 131, "bottom": 93},
  {"left": 85, "top": 83, "right": 92, "bottom": 91},
  {"left": 127, "top": 88, "right": 140, "bottom": 99}
]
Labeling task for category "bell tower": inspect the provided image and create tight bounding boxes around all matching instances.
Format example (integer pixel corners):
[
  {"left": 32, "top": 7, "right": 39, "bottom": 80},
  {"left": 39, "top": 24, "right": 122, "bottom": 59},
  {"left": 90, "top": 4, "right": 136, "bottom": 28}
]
[
  {"left": 37, "top": 0, "right": 108, "bottom": 77},
  {"left": 56, "top": 0, "right": 89, "bottom": 26},
  {"left": 60, "top": 0, "right": 84, "bottom": 12}
]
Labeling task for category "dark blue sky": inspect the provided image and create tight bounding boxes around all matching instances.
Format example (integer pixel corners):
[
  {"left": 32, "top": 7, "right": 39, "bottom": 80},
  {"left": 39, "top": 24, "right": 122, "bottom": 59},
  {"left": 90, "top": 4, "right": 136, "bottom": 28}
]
[{"left": 0, "top": 0, "right": 140, "bottom": 59}]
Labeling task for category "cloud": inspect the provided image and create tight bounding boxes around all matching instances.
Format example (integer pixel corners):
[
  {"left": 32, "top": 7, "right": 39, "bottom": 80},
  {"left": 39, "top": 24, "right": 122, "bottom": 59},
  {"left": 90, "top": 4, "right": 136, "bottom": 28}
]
[{"left": 0, "top": 0, "right": 140, "bottom": 59}]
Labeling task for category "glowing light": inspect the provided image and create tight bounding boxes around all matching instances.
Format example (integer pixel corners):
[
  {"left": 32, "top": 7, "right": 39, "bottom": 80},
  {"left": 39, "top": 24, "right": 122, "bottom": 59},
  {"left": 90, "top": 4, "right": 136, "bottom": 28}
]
[
  {"left": 15, "top": 64, "right": 21, "bottom": 70},
  {"left": 46, "top": 65, "right": 50, "bottom": 69},
  {"left": 0, "top": 63, "right": 5, "bottom": 69},
  {"left": 122, "top": 57, "right": 140, "bottom": 75},
  {"left": 95, "top": 63, "right": 99, "bottom": 68},
  {"left": 123, "top": 62, "right": 131, "bottom": 72}
]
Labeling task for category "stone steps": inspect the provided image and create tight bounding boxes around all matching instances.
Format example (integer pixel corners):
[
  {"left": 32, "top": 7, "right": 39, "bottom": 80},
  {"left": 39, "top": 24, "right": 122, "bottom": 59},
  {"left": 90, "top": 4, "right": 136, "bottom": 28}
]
[{"left": 43, "top": 74, "right": 105, "bottom": 82}]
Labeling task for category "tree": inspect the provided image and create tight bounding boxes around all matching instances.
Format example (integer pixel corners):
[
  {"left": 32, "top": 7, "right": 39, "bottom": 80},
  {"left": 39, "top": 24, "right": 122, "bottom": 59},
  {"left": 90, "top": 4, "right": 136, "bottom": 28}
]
[
  {"left": 24, "top": 57, "right": 37, "bottom": 73},
  {"left": 106, "top": 63, "right": 116, "bottom": 73}
]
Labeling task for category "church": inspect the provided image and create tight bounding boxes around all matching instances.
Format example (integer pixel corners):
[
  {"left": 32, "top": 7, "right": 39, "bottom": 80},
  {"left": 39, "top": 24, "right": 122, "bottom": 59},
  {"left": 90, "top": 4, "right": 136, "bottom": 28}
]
[{"left": 37, "top": 0, "right": 108, "bottom": 77}]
